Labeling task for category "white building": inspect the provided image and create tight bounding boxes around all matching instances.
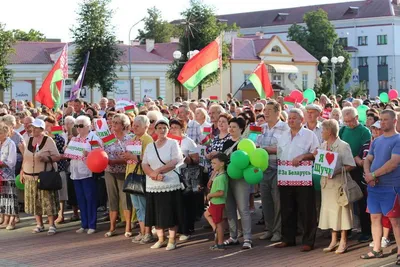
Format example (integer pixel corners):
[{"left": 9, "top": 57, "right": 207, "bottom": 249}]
[{"left": 215, "top": 0, "right": 400, "bottom": 97}]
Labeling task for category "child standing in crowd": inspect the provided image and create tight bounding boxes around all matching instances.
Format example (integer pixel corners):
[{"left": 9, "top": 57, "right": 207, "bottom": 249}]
[{"left": 204, "top": 153, "right": 229, "bottom": 251}]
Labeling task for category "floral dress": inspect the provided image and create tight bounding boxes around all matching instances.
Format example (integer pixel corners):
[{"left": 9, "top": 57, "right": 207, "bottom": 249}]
[{"left": 0, "top": 138, "right": 17, "bottom": 215}]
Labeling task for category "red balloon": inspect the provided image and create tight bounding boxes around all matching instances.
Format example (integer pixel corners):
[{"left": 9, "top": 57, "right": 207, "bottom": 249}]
[
  {"left": 389, "top": 89, "right": 398, "bottom": 100},
  {"left": 289, "top": 90, "right": 304, "bottom": 103},
  {"left": 87, "top": 149, "right": 109, "bottom": 173}
]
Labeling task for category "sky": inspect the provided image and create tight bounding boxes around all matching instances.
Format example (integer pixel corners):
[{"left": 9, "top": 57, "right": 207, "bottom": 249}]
[{"left": 1, "top": 0, "right": 351, "bottom": 43}]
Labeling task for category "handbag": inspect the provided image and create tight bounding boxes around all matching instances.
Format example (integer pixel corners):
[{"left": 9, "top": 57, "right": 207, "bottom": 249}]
[
  {"left": 181, "top": 156, "right": 203, "bottom": 193},
  {"left": 153, "top": 143, "right": 186, "bottom": 191},
  {"left": 337, "top": 167, "right": 363, "bottom": 206},
  {"left": 123, "top": 157, "right": 146, "bottom": 195},
  {"left": 38, "top": 159, "right": 62, "bottom": 191}
]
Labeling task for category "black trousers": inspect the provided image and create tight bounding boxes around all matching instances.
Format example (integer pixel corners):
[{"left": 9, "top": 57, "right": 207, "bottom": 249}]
[
  {"left": 67, "top": 171, "right": 78, "bottom": 206},
  {"left": 350, "top": 168, "right": 371, "bottom": 236},
  {"left": 93, "top": 172, "right": 107, "bottom": 208},
  {"left": 280, "top": 186, "right": 317, "bottom": 246},
  {"left": 178, "top": 191, "right": 196, "bottom": 235}
]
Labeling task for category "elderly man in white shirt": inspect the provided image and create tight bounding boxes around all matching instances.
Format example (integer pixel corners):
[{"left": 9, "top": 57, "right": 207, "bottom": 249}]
[
  {"left": 304, "top": 104, "right": 323, "bottom": 144},
  {"left": 274, "top": 108, "right": 319, "bottom": 252}
]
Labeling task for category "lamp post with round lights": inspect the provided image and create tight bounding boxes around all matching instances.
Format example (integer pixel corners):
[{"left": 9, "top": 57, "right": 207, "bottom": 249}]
[{"left": 321, "top": 55, "right": 345, "bottom": 95}]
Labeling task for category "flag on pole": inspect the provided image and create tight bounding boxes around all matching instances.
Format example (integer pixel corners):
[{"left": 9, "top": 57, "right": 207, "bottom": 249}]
[
  {"left": 178, "top": 36, "right": 222, "bottom": 91},
  {"left": 50, "top": 126, "right": 63, "bottom": 135},
  {"left": 248, "top": 61, "right": 273, "bottom": 99},
  {"left": 70, "top": 51, "right": 90, "bottom": 101},
  {"left": 35, "top": 45, "right": 68, "bottom": 109}
]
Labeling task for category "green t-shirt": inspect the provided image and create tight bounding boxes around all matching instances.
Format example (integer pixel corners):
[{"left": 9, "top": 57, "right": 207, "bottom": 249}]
[
  {"left": 339, "top": 124, "right": 371, "bottom": 157},
  {"left": 210, "top": 173, "right": 228, "bottom": 205}
]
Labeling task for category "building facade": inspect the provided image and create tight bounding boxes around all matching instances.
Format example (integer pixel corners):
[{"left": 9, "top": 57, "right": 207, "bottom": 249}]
[{"left": 216, "top": 0, "right": 400, "bottom": 97}]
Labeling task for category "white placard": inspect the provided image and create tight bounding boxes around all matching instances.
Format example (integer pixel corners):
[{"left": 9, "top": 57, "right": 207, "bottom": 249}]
[
  {"left": 114, "top": 80, "right": 131, "bottom": 100},
  {"left": 115, "top": 99, "right": 133, "bottom": 111},
  {"left": 94, "top": 118, "right": 111, "bottom": 138},
  {"left": 277, "top": 160, "right": 313, "bottom": 186},
  {"left": 126, "top": 140, "right": 142, "bottom": 155},
  {"left": 12, "top": 81, "right": 32, "bottom": 101},
  {"left": 313, "top": 149, "right": 339, "bottom": 177},
  {"left": 64, "top": 137, "right": 90, "bottom": 160},
  {"left": 140, "top": 79, "right": 157, "bottom": 100}
]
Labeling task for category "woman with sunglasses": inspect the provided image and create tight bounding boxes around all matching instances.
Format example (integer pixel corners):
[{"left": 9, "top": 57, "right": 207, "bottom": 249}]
[
  {"left": 104, "top": 113, "right": 133, "bottom": 238},
  {"left": 69, "top": 115, "right": 102, "bottom": 234}
]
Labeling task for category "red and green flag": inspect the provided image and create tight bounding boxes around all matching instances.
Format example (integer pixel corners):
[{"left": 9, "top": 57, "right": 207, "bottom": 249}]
[
  {"left": 203, "top": 127, "right": 211, "bottom": 135},
  {"left": 124, "top": 105, "right": 135, "bottom": 113},
  {"left": 51, "top": 126, "right": 63, "bottom": 135},
  {"left": 210, "top": 96, "right": 218, "bottom": 103},
  {"left": 249, "top": 125, "right": 262, "bottom": 135},
  {"left": 248, "top": 61, "right": 273, "bottom": 99},
  {"left": 284, "top": 96, "right": 296, "bottom": 107},
  {"left": 89, "top": 140, "right": 101, "bottom": 149},
  {"left": 200, "top": 134, "right": 211, "bottom": 146},
  {"left": 167, "top": 133, "right": 182, "bottom": 145},
  {"left": 35, "top": 45, "right": 68, "bottom": 109},
  {"left": 178, "top": 36, "right": 222, "bottom": 91},
  {"left": 102, "top": 134, "right": 117, "bottom": 146}
]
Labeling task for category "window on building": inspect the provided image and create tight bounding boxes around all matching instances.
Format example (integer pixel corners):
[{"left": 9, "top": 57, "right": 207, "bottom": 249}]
[
  {"left": 358, "top": 36, "right": 368, "bottom": 46},
  {"left": 271, "top": 46, "right": 282, "bottom": 53},
  {"left": 272, "top": 74, "right": 282, "bottom": 85},
  {"left": 378, "top": 56, "right": 387, "bottom": 66},
  {"left": 377, "top": 35, "right": 388, "bottom": 45},
  {"left": 302, "top": 74, "right": 308, "bottom": 90},
  {"left": 338, "top": 37, "right": 348, "bottom": 47},
  {"left": 379, "top": 80, "right": 389, "bottom": 90},
  {"left": 358, "top": 57, "right": 368, "bottom": 67}
]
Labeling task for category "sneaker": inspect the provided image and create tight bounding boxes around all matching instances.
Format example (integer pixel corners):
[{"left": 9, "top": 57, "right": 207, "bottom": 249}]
[
  {"left": 179, "top": 234, "right": 190, "bottom": 241},
  {"left": 382, "top": 237, "right": 391, "bottom": 248},
  {"left": 358, "top": 234, "right": 372, "bottom": 243},
  {"left": 210, "top": 244, "right": 225, "bottom": 251},
  {"left": 76, "top": 228, "right": 87, "bottom": 234},
  {"left": 259, "top": 231, "right": 273, "bottom": 240},
  {"left": 87, "top": 229, "right": 96, "bottom": 235},
  {"left": 271, "top": 233, "right": 281, "bottom": 242},
  {"left": 139, "top": 234, "right": 155, "bottom": 244},
  {"left": 132, "top": 233, "right": 144, "bottom": 244}
]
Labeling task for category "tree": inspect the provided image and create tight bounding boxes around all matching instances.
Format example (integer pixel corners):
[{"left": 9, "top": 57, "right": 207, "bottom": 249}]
[
  {"left": 12, "top": 29, "right": 46, "bottom": 41},
  {"left": 71, "top": 0, "right": 121, "bottom": 97},
  {"left": 0, "top": 23, "right": 15, "bottom": 91},
  {"left": 137, "top": 7, "right": 180, "bottom": 44},
  {"left": 288, "top": 9, "right": 352, "bottom": 96},
  {"left": 167, "top": 0, "right": 238, "bottom": 99}
]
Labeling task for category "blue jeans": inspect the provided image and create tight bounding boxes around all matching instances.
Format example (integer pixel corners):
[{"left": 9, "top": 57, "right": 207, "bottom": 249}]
[
  {"left": 130, "top": 194, "right": 146, "bottom": 222},
  {"left": 74, "top": 177, "right": 97, "bottom": 229}
]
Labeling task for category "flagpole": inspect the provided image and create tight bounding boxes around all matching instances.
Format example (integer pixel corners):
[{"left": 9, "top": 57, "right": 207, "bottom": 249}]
[
  {"left": 61, "top": 79, "right": 65, "bottom": 125},
  {"left": 219, "top": 32, "right": 224, "bottom": 101}
]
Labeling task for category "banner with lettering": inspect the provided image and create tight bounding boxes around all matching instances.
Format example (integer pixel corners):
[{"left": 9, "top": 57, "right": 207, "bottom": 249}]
[
  {"left": 277, "top": 160, "right": 313, "bottom": 186},
  {"left": 64, "top": 137, "right": 89, "bottom": 160},
  {"left": 116, "top": 99, "right": 134, "bottom": 111},
  {"left": 197, "top": 145, "right": 208, "bottom": 167},
  {"left": 94, "top": 119, "right": 111, "bottom": 138},
  {"left": 126, "top": 140, "right": 142, "bottom": 155},
  {"left": 313, "top": 149, "right": 338, "bottom": 177}
]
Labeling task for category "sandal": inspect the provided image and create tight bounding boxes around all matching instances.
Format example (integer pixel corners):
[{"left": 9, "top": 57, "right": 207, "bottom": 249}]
[
  {"left": 242, "top": 239, "right": 253, "bottom": 250},
  {"left": 223, "top": 238, "right": 240, "bottom": 246},
  {"left": 396, "top": 254, "right": 400, "bottom": 265},
  {"left": 210, "top": 244, "right": 225, "bottom": 251},
  {"left": 32, "top": 225, "right": 45, "bottom": 233},
  {"left": 104, "top": 230, "right": 117, "bottom": 238},
  {"left": 124, "top": 232, "right": 133, "bottom": 238},
  {"left": 47, "top": 225, "right": 57, "bottom": 236},
  {"left": 360, "top": 250, "right": 384, "bottom": 259}
]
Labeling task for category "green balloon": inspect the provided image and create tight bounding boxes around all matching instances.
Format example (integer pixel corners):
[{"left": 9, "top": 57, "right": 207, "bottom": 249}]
[
  {"left": 238, "top": 138, "right": 256, "bottom": 155},
  {"left": 243, "top": 165, "right": 263, "bottom": 185},
  {"left": 303, "top": 89, "right": 316, "bottom": 104},
  {"left": 250, "top": 148, "right": 269, "bottom": 171},
  {"left": 357, "top": 104, "right": 369, "bottom": 124},
  {"left": 380, "top": 92, "right": 389, "bottom": 103},
  {"left": 15, "top": 174, "right": 24, "bottom": 190},
  {"left": 227, "top": 164, "right": 244, "bottom": 179},
  {"left": 230, "top": 150, "right": 250, "bottom": 170}
]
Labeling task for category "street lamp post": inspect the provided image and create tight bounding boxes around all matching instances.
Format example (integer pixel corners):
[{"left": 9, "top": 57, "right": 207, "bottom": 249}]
[
  {"left": 128, "top": 18, "right": 145, "bottom": 95},
  {"left": 321, "top": 55, "right": 345, "bottom": 95}
]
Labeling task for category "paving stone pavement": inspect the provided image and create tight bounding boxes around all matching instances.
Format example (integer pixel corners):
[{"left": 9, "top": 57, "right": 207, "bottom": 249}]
[{"left": 0, "top": 202, "right": 399, "bottom": 267}]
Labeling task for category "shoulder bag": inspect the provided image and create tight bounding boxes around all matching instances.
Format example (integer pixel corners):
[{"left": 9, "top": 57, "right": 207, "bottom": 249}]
[
  {"left": 153, "top": 142, "right": 187, "bottom": 192},
  {"left": 337, "top": 167, "right": 363, "bottom": 206},
  {"left": 38, "top": 159, "right": 62, "bottom": 191},
  {"left": 181, "top": 156, "right": 203, "bottom": 193},
  {"left": 123, "top": 157, "right": 146, "bottom": 195}
]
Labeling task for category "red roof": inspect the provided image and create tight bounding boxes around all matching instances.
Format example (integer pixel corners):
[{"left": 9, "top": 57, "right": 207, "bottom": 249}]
[
  {"left": 134, "top": 42, "right": 180, "bottom": 62},
  {"left": 231, "top": 37, "right": 318, "bottom": 63}
]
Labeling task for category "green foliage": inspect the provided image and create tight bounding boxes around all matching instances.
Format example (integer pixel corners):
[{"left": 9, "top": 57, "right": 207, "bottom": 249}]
[
  {"left": 137, "top": 7, "right": 181, "bottom": 44},
  {"left": 70, "top": 0, "right": 122, "bottom": 97},
  {"left": 12, "top": 29, "right": 46, "bottom": 41},
  {"left": 167, "top": 0, "right": 239, "bottom": 99},
  {"left": 349, "top": 82, "right": 367, "bottom": 97},
  {"left": 0, "top": 23, "right": 15, "bottom": 91},
  {"left": 288, "top": 9, "right": 352, "bottom": 96}
]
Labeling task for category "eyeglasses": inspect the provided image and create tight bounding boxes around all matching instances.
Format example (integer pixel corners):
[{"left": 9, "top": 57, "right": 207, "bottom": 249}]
[
  {"left": 74, "top": 124, "right": 85, "bottom": 128},
  {"left": 255, "top": 109, "right": 262, "bottom": 112},
  {"left": 150, "top": 120, "right": 155, "bottom": 124},
  {"left": 112, "top": 121, "right": 122, "bottom": 125}
]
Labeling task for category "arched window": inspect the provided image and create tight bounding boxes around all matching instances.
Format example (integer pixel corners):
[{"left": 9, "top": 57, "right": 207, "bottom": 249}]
[{"left": 271, "top": 46, "right": 282, "bottom": 53}]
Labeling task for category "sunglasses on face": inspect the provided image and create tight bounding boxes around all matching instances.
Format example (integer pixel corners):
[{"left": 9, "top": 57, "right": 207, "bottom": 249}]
[
  {"left": 74, "top": 124, "right": 85, "bottom": 128},
  {"left": 255, "top": 109, "right": 262, "bottom": 112},
  {"left": 150, "top": 119, "right": 155, "bottom": 124}
]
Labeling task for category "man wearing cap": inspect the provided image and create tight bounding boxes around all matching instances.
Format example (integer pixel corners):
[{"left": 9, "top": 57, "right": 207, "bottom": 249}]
[{"left": 304, "top": 104, "right": 323, "bottom": 144}]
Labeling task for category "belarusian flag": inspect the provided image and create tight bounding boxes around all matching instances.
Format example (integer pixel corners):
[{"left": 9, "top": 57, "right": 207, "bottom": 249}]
[
  {"left": 124, "top": 105, "right": 135, "bottom": 113},
  {"left": 210, "top": 96, "right": 218, "bottom": 103},
  {"left": 249, "top": 125, "right": 262, "bottom": 135},
  {"left": 178, "top": 36, "right": 222, "bottom": 91},
  {"left": 248, "top": 61, "right": 273, "bottom": 98},
  {"left": 35, "top": 45, "right": 68, "bottom": 109},
  {"left": 51, "top": 126, "right": 63, "bottom": 135},
  {"left": 102, "top": 134, "right": 117, "bottom": 146},
  {"left": 203, "top": 127, "right": 211, "bottom": 135}
]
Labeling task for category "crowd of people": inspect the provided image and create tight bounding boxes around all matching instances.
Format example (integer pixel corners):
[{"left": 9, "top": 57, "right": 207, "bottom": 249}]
[{"left": 0, "top": 92, "right": 400, "bottom": 264}]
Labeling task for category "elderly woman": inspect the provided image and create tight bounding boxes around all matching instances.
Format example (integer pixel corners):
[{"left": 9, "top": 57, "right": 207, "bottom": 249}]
[
  {"left": 195, "top": 108, "right": 211, "bottom": 130},
  {"left": 20, "top": 119, "right": 61, "bottom": 235},
  {"left": 121, "top": 115, "right": 154, "bottom": 244},
  {"left": 70, "top": 116, "right": 102, "bottom": 234},
  {"left": 169, "top": 119, "right": 199, "bottom": 241},
  {"left": 206, "top": 114, "right": 232, "bottom": 159},
  {"left": 317, "top": 119, "right": 356, "bottom": 254},
  {"left": 330, "top": 108, "right": 343, "bottom": 126},
  {"left": 0, "top": 123, "right": 17, "bottom": 230},
  {"left": 142, "top": 119, "right": 184, "bottom": 251},
  {"left": 222, "top": 117, "right": 253, "bottom": 249},
  {"left": 147, "top": 110, "right": 163, "bottom": 141},
  {"left": 44, "top": 116, "right": 68, "bottom": 224},
  {"left": 104, "top": 113, "right": 133, "bottom": 237}
]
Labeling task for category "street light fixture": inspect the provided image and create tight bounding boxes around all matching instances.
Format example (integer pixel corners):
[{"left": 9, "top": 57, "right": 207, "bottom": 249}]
[{"left": 320, "top": 55, "right": 346, "bottom": 95}]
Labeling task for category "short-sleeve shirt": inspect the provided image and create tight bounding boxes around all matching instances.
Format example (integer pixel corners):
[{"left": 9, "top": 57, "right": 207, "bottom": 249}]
[
  {"left": 53, "top": 134, "right": 67, "bottom": 172},
  {"left": 11, "top": 130, "right": 25, "bottom": 162},
  {"left": 369, "top": 134, "right": 400, "bottom": 187},
  {"left": 125, "top": 133, "right": 153, "bottom": 176},
  {"left": 278, "top": 127, "right": 319, "bottom": 161},
  {"left": 339, "top": 124, "right": 371, "bottom": 157},
  {"left": 210, "top": 173, "right": 228, "bottom": 205},
  {"left": 207, "top": 134, "right": 230, "bottom": 154},
  {"left": 180, "top": 136, "right": 197, "bottom": 168},
  {"left": 104, "top": 133, "right": 132, "bottom": 173}
]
